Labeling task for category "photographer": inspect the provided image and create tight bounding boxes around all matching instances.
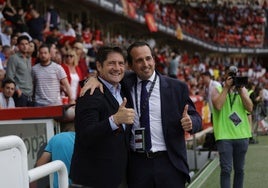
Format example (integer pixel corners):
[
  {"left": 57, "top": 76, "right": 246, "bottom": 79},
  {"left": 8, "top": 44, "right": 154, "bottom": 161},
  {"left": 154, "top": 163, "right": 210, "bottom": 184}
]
[{"left": 211, "top": 66, "right": 253, "bottom": 188}]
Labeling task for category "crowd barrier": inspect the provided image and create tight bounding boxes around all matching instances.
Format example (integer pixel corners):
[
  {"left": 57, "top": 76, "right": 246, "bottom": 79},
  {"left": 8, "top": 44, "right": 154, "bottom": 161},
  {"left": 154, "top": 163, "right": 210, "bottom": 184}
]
[
  {"left": 0, "top": 135, "right": 68, "bottom": 188},
  {"left": 0, "top": 106, "right": 65, "bottom": 169}
]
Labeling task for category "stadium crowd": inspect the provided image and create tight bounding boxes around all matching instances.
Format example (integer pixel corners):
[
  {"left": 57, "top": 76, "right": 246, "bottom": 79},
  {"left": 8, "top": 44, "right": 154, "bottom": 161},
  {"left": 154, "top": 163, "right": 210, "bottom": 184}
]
[
  {"left": 122, "top": 0, "right": 268, "bottom": 47},
  {"left": 0, "top": 0, "right": 267, "bottom": 109}
]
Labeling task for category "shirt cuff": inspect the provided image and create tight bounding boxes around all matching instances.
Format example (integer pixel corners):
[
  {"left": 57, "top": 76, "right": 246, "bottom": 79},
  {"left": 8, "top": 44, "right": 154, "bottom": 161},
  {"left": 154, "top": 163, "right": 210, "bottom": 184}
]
[{"left": 109, "top": 115, "right": 119, "bottom": 130}]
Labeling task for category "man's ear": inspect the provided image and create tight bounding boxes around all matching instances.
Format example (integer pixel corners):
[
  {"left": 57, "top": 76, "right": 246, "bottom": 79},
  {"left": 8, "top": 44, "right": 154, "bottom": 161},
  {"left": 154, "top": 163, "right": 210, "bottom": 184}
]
[
  {"left": 96, "top": 61, "right": 101, "bottom": 71},
  {"left": 126, "top": 61, "right": 132, "bottom": 69}
]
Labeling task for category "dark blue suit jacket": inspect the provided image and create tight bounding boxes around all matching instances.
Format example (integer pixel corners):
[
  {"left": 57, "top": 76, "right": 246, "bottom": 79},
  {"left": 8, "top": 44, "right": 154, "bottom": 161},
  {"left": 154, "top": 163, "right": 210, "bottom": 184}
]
[
  {"left": 70, "top": 80, "right": 133, "bottom": 188},
  {"left": 124, "top": 72, "right": 202, "bottom": 182}
]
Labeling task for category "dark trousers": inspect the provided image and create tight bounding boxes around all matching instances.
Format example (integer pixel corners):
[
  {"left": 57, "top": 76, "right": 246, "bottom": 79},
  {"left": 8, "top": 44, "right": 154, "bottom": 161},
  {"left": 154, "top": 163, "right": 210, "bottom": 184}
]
[
  {"left": 13, "top": 93, "right": 34, "bottom": 107},
  {"left": 128, "top": 152, "right": 186, "bottom": 188},
  {"left": 217, "top": 139, "right": 248, "bottom": 188}
]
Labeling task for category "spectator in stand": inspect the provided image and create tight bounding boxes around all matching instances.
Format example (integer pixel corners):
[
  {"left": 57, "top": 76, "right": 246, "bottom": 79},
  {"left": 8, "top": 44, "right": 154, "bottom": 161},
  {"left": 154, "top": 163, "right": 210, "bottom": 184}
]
[
  {"left": 34, "top": 123, "right": 75, "bottom": 188},
  {"left": 73, "top": 42, "right": 88, "bottom": 79},
  {"left": 0, "top": 3, "right": 5, "bottom": 33},
  {"left": 62, "top": 23, "right": 76, "bottom": 38},
  {"left": 6, "top": 35, "right": 33, "bottom": 107},
  {"left": 45, "top": 26, "right": 60, "bottom": 45},
  {"left": 73, "top": 15, "right": 82, "bottom": 37},
  {"left": 0, "top": 78, "right": 15, "bottom": 108},
  {"left": 0, "top": 25, "right": 12, "bottom": 46},
  {"left": 44, "top": 4, "right": 60, "bottom": 32},
  {"left": 0, "top": 45, "right": 11, "bottom": 69},
  {"left": 87, "top": 39, "right": 98, "bottom": 71},
  {"left": 24, "top": 2, "right": 34, "bottom": 22},
  {"left": 54, "top": 46, "right": 63, "bottom": 65},
  {"left": 10, "top": 33, "right": 18, "bottom": 53},
  {"left": 49, "top": 43, "right": 58, "bottom": 62},
  {"left": 27, "top": 8, "right": 46, "bottom": 42},
  {"left": 34, "top": 42, "right": 57, "bottom": 64},
  {"left": 212, "top": 66, "right": 253, "bottom": 188},
  {"left": 201, "top": 71, "right": 221, "bottom": 114},
  {"left": 82, "top": 24, "right": 92, "bottom": 49},
  {"left": 13, "top": 7, "right": 28, "bottom": 33},
  {"left": 2, "top": 0, "right": 16, "bottom": 25},
  {"left": 155, "top": 49, "right": 167, "bottom": 75},
  {"left": 61, "top": 49, "right": 83, "bottom": 101},
  {"left": 168, "top": 50, "right": 180, "bottom": 78},
  {"left": 28, "top": 40, "right": 38, "bottom": 65},
  {"left": 32, "top": 44, "right": 74, "bottom": 106}
]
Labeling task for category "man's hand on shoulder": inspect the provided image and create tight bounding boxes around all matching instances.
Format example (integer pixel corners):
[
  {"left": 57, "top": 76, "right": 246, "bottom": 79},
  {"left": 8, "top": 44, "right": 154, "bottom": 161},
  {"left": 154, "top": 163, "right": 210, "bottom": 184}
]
[{"left": 80, "top": 77, "right": 104, "bottom": 96}]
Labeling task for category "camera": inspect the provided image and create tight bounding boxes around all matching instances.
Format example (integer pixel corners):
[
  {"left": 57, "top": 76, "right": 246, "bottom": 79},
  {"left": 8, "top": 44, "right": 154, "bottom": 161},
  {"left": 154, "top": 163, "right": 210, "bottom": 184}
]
[
  {"left": 233, "top": 76, "right": 248, "bottom": 87},
  {"left": 228, "top": 72, "right": 248, "bottom": 87}
]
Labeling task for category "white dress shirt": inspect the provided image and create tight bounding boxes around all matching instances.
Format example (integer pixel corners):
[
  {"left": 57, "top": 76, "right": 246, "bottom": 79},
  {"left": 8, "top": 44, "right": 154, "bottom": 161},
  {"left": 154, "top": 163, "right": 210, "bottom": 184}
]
[{"left": 130, "top": 71, "right": 167, "bottom": 152}]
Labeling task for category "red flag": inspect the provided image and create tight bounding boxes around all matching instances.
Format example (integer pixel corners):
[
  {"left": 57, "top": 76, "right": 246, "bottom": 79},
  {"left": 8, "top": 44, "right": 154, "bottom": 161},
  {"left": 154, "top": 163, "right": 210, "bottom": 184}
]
[{"left": 145, "top": 13, "right": 157, "bottom": 32}]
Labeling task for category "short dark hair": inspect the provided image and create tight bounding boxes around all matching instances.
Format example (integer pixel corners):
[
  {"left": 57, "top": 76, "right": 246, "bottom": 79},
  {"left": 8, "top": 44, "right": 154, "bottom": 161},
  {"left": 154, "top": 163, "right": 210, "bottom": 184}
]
[
  {"left": 201, "top": 71, "right": 212, "bottom": 78},
  {"left": 2, "top": 79, "right": 16, "bottom": 88},
  {"left": 96, "top": 46, "right": 124, "bottom": 65},
  {"left": 39, "top": 43, "right": 51, "bottom": 52},
  {"left": 17, "top": 35, "right": 30, "bottom": 44},
  {"left": 127, "top": 41, "right": 154, "bottom": 65},
  {"left": 2, "top": 45, "right": 11, "bottom": 51}
]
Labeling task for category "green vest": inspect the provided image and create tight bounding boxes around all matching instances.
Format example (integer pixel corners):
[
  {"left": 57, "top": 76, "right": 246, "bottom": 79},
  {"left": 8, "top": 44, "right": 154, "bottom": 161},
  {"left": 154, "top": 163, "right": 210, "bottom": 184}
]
[{"left": 212, "top": 86, "right": 251, "bottom": 140}]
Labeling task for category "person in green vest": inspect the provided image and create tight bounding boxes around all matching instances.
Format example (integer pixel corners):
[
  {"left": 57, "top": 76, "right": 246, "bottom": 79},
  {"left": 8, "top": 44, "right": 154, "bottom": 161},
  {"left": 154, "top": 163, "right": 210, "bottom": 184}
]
[{"left": 212, "top": 66, "right": 253, "bottom": 188}]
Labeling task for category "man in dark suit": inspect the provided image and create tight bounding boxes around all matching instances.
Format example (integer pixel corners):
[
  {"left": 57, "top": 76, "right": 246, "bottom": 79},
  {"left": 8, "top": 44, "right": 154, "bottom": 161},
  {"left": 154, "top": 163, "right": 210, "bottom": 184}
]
[
  {"left": 125, "top": 41, "right": 202, "bottom": 188},
  {"left": 81, "top": 41, "right": 202, "bottom": 188},
  {"left": 70, "top": 46, "right": 135, "bottom": 188}
]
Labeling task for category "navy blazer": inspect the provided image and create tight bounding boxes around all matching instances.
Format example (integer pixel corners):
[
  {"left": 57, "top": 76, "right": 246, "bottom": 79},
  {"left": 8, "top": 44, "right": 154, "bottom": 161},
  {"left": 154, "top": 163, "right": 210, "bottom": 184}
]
[
  {"left": 124, "top": 72, "right": 202, "bottom": 182},
  {"left": 70, "top": 80, "right": 133, "bottom": 188}
]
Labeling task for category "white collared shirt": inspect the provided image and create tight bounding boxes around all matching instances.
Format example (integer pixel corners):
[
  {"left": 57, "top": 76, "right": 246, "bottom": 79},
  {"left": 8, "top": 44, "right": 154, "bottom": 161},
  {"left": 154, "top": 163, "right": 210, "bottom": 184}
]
[
  {"left": 130, "top": 71, "right": 167, "bottom": 152},
  {"left": 0, "top": 93, "right": 15, "bottom": 108}
]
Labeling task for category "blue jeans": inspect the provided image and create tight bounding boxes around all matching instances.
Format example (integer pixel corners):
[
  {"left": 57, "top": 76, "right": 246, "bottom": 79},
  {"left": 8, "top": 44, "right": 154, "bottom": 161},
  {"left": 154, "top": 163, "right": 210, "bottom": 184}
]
[{"left": 216, "top": 139, "right": 249, "bottom": 188}]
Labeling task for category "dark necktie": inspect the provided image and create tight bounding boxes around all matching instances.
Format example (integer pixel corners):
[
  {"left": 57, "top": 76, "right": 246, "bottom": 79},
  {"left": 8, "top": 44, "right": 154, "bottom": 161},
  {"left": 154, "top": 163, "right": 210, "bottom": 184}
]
[{"left": 140, "top": 80, "right": 152, "bottom": 151}]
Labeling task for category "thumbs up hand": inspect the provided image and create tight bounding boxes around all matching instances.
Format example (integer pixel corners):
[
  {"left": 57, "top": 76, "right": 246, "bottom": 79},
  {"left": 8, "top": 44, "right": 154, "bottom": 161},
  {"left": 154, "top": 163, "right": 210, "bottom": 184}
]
[
  {"left": 180, "top": 104, "right": 192, "bottom": 132},
  {"left": 113, "top": 98, "right": 135, "bottom": 125}
]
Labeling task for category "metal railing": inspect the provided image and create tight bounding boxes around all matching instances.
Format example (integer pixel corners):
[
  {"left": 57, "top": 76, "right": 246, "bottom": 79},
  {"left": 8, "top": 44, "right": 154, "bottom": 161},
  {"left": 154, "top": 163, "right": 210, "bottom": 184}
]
[{"left": 0, "top": 135, "right": 68, "bottom": 188}]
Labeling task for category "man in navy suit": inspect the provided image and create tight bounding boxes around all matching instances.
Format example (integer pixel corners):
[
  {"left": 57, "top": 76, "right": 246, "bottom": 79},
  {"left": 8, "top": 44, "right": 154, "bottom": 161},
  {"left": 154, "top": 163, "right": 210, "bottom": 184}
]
[
  {"left": 70, "top": 46, "right": 135, "bottom": 188},
  {"left": 81, "top": 41, "right": 202, "bottom": 188},
  {"left": 125, "top": 41, "right": 202, "bottom": 188}
]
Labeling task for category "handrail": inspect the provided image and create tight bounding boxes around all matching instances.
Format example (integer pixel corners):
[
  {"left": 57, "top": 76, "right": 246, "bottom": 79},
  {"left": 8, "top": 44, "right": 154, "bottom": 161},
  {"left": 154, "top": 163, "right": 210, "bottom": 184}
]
[
  {"left": 28, "top": 160, "right": 69, "bottom": 188},
  {"left": 0, "top": 135, "right": 69, "bottom": 188},
  {"left": 0, "top": 135, "right": 29, "bottom": 188}
]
